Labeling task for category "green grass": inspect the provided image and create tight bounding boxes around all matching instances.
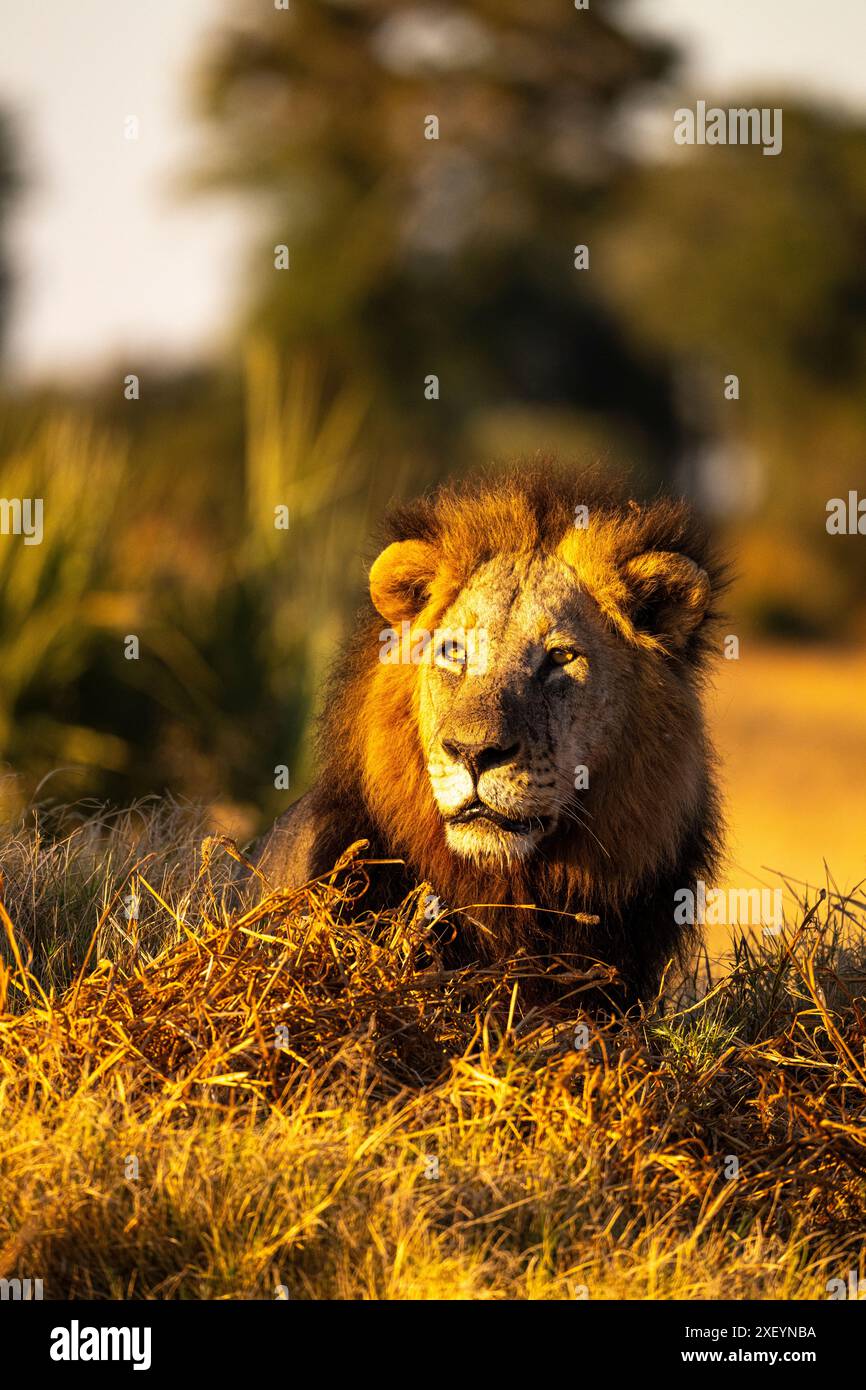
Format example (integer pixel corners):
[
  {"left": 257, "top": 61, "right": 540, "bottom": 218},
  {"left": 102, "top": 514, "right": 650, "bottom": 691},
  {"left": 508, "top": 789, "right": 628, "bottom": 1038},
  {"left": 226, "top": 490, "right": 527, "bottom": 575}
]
[{"left": 0, "top": 349, "right": 384, "bottom": 817}]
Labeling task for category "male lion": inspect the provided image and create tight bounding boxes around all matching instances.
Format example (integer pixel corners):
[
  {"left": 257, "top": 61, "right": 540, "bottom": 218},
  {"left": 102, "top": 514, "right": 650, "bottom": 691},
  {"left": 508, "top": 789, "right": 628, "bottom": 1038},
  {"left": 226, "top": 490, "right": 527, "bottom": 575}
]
[{"left": 254, "top": 465, "right": 726, "bottom": 1004}]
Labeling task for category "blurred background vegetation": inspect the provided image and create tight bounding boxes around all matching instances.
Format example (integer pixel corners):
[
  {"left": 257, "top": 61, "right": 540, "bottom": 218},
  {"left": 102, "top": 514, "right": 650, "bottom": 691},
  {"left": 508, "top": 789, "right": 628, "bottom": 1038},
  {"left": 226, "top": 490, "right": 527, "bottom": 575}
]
[{"left": 0, "top": 0, "right": 864, "bottom": 857}]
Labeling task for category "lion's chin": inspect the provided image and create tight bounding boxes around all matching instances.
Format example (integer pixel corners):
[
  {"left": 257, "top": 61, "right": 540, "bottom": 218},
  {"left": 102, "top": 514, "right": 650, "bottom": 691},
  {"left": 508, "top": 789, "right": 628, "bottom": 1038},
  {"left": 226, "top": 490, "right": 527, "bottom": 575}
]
[{"left": 444, "top": 819, "right": 541, "bottom": 864}]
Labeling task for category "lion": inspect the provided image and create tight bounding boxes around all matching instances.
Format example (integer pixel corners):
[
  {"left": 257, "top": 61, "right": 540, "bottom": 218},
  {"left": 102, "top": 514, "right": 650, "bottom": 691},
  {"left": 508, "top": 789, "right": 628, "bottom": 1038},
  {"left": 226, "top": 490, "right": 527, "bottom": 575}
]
[{"left": 253, "top": 464, "right": 726, "bottom": 1005}]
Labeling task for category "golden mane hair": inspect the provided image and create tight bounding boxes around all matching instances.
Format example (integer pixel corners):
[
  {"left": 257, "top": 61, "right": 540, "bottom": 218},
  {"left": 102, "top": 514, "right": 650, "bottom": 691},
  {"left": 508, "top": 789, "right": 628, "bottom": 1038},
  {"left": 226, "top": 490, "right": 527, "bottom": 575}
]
[{"left": 299, "top": 463, "right": 728, "bottom": 1003}]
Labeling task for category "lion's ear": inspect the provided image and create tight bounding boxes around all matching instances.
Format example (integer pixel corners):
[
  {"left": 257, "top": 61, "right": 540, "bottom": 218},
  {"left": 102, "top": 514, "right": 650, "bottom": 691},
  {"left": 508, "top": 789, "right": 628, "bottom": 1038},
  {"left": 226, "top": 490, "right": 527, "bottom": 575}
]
[
  {"left": 622, "top": 551, "right": 710, "bottom": 652},
  {"left": 369, "top": 540, "right": 439, "bottom": 623}
]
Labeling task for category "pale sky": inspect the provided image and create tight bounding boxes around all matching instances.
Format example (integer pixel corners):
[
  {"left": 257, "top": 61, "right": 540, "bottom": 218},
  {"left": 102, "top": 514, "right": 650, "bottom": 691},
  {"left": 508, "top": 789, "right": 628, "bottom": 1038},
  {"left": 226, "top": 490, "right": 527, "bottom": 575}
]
[
  {"left": 1, "top": 0, "right": 866, "bottom": 384},
  {"left": 0, "top": 0, "right": 254, "bottom": 383},
  {"left": 629, "top": 0, "right": 866, "bottom": 109}
]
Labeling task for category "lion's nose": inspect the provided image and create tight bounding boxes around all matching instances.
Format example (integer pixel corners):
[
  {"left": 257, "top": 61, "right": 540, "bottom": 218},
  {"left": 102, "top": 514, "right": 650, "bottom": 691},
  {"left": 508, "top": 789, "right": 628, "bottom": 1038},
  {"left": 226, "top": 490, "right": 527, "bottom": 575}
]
[{"left": 442, "top": 739, "right": 521, "bottom": 781}]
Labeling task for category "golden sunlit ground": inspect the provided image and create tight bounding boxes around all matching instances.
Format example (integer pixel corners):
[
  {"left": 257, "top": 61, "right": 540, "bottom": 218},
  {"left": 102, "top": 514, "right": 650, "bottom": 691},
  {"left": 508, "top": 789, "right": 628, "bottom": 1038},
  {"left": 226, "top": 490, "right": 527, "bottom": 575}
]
[
  {"left": 2, "top": 817, "right": 864, "bottom": 1300},
  {"left": 707, "top": 642, "right": 866, "bottom": 954}
]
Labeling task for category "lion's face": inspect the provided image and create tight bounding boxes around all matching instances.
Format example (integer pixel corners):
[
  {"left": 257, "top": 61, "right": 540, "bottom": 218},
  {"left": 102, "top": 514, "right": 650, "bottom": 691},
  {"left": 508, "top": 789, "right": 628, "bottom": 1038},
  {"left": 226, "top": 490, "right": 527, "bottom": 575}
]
[
  {"left": 418, "top": 553, "right": 631, "bottom": 863},
  {"left": 367, "top": 507, "right": 712, "bottom": 872}
]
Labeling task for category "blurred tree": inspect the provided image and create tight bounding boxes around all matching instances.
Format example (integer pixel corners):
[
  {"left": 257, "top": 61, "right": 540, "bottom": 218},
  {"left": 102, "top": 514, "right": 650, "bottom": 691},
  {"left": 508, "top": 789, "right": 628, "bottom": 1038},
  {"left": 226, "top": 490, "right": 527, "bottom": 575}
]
[
  {"left": 194, "top": 0, "right": 682, "bottom": 481},
  {"left": 0, "top": 110, "right": 19, "bottom": 357},
  {"left": 597, "top": 104, "right": 866, "bottom": 634}
]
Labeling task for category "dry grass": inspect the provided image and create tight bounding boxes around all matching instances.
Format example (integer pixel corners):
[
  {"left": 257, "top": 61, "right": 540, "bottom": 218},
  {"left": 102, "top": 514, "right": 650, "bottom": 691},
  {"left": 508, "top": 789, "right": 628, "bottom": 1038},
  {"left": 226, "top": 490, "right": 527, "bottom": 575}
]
[{"left": 0, "top": 805, "right": 865, "bottom": 1300}]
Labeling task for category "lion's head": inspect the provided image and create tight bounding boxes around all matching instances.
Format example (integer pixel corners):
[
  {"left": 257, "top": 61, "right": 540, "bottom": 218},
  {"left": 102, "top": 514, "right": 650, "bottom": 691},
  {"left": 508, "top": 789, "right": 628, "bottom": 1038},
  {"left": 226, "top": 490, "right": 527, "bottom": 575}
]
[
  {"left": 359, "top": 467, "right": 721, "bottom": 883},
  {"left": 307, "top": 464, "right": 726, "bottom": 992}
]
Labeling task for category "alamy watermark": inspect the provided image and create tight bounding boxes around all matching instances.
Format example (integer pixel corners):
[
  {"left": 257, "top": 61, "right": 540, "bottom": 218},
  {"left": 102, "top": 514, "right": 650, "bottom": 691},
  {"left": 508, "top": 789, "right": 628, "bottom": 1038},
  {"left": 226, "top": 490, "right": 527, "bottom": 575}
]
[
  {"left": 0, "top": 497, "right": 43, "bottom": 545},
  {"left": 826, "top": 491, "right": 866, "bottom": 534},
  {"left": 50, "top": 1321, "right": 151, "bottom": 1371},
  {"left": 0, "top": 1276, "right": 43, "bottom": 1299},
  {"left": 674, "top": 102, "right": 783, "bottom": 157},
  {"left": 674, "top": 880, "right": 784, "bottom": 934},
  {"left": 378, "top": 620, "right": 488, "bottom": 674}
]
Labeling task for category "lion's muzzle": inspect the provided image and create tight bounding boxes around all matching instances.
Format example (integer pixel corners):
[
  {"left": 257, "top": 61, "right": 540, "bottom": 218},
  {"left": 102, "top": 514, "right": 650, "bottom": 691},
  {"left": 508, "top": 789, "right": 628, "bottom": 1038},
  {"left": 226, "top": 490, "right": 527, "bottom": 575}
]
[{"left": 446, "top": 799, "right": 535, "bottom": 835}]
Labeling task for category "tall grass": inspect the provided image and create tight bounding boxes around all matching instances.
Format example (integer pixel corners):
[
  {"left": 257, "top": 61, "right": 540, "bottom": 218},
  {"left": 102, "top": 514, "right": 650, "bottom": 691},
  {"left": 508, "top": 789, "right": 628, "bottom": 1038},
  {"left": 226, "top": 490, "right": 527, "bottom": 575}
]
[
  {"left": 0, "top": 346, "right": 390, "bottom": 818},
  {"left": 0, "top": 412, "right": 135, "bottom": 813},
  {"left": 0, "top": 807, "right": 864, "bottom": 1300}
]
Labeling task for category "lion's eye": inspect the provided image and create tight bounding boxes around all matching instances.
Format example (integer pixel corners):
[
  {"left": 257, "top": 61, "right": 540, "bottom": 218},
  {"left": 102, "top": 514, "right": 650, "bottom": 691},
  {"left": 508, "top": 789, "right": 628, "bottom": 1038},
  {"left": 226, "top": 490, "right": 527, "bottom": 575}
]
[
  {"left": 435, "top": 637, "right": 467, "bottom": 671},
  {"left": 548, "top": 646, "right": 577, "bottom": 667}
]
